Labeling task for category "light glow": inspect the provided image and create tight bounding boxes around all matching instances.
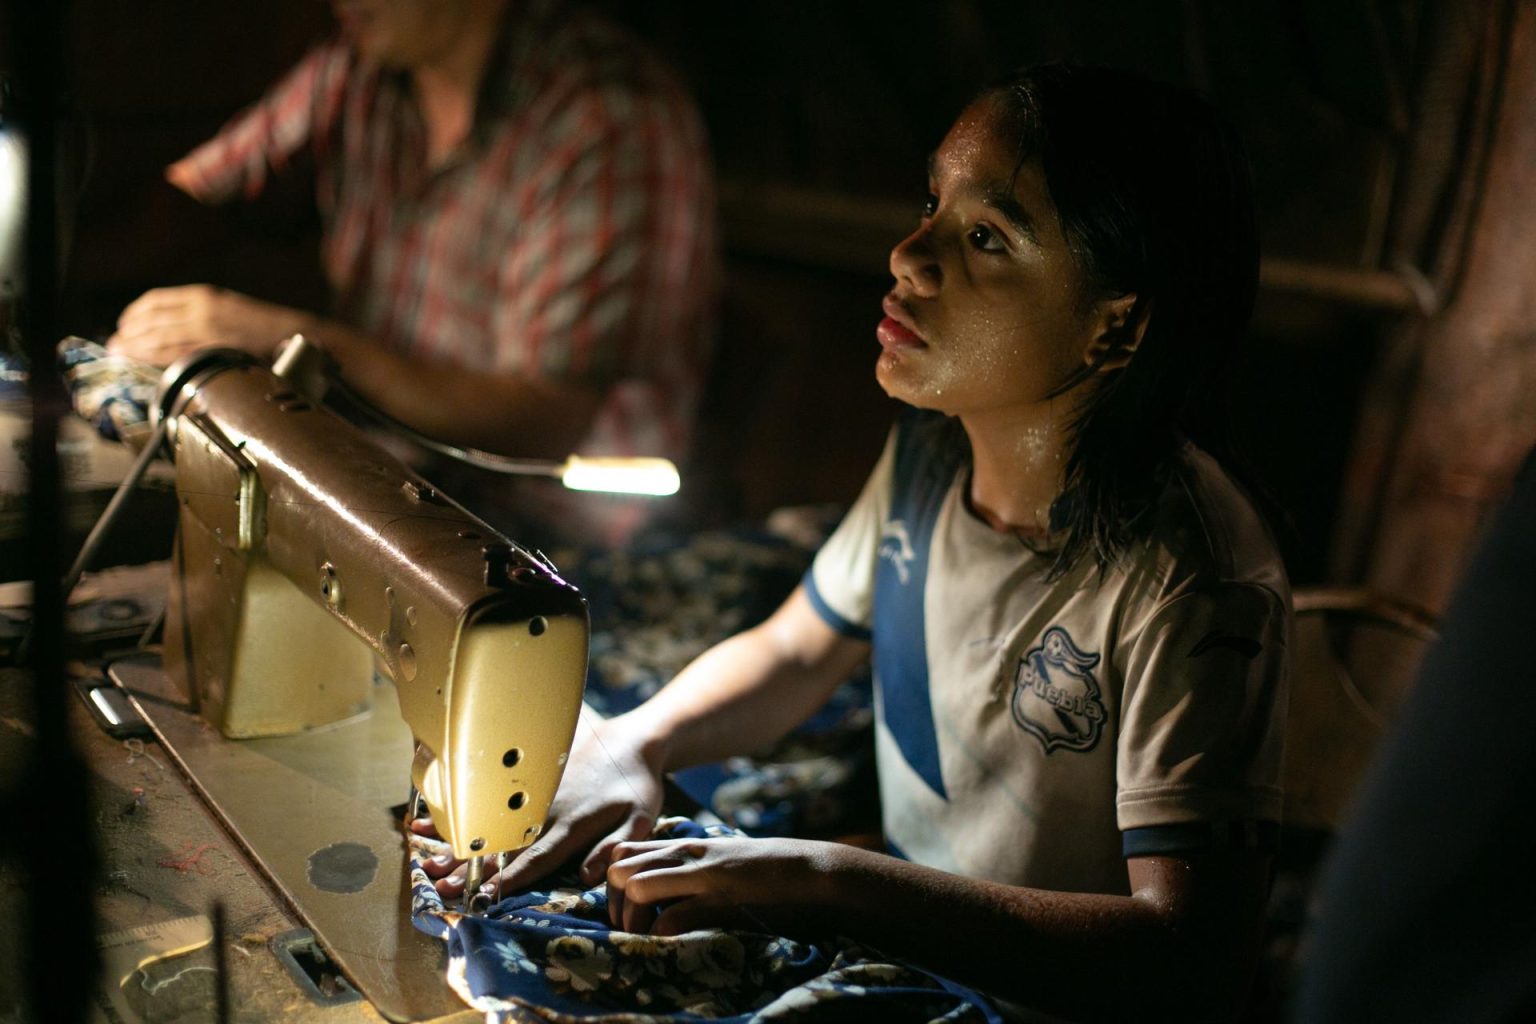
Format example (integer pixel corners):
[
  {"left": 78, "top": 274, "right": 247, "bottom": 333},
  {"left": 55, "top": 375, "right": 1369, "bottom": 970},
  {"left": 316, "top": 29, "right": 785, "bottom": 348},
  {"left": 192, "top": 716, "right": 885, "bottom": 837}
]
[
  {"left": 0, "top": 127, "right": 26, "bottom": 294},
  {"left": 559, "top": 456, "right": 680, "bottom": 496}
]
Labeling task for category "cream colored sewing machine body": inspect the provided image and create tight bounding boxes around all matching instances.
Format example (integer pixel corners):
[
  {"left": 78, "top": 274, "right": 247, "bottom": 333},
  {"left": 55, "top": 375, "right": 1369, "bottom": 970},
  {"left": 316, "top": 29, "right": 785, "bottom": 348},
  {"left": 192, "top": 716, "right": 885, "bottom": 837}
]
[{"left": 158, "top": 349, "right": 588, "bottom": 861}]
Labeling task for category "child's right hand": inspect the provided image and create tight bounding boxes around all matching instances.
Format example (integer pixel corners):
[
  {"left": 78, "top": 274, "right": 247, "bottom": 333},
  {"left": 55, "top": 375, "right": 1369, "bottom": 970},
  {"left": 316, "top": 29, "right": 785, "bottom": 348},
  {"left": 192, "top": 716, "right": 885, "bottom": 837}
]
[{"left": 414, "top": 710, "right": 667, "bottom": 900}]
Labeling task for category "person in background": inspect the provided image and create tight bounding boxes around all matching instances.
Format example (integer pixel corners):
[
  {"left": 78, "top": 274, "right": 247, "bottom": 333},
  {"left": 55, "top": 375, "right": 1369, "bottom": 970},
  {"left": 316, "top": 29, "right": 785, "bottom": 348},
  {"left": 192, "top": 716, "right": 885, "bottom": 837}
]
[
  {"left": 423, "top": 64, "right": 1289, "bottom": 1022},
  {"left": 107, "top": 0, "right": 716, "bottom": 547}
]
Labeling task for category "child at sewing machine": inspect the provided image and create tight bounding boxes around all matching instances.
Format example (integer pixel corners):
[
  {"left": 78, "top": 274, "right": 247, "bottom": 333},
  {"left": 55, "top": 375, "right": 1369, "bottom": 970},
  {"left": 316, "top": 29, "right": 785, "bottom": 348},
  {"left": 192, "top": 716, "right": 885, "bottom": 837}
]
[{"left": 424, "top": 63, "right": 1288, "bottom": 1021}]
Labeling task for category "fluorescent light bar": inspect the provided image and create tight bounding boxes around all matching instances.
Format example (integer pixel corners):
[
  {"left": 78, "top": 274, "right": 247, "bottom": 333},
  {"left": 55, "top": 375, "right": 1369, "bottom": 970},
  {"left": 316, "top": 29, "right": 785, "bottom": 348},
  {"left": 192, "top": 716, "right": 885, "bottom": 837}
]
[{"left": 559, "top": 456, "right": 680, "bottom": 496}]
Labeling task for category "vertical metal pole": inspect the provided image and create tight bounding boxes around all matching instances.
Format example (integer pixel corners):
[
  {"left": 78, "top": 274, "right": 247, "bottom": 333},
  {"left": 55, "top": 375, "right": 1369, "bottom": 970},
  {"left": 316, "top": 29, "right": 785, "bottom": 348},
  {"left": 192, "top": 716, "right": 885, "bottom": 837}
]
[
  {"left": 12, "top": 0, "right": 100, "bottom": 1020},
  {"left": 213, "top": 900, "right": 230, "bottom": 1023}
]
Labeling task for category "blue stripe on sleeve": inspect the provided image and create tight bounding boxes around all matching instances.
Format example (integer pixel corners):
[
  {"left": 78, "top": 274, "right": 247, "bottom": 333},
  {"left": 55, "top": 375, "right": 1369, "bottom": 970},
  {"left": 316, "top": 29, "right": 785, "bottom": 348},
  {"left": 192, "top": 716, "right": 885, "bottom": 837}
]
[
  {"left": 1122, "top": 820, "right": 1280, "bottom": 858},
  {"left": 802, "top": 568, "right": 873, "bottom": 641}
]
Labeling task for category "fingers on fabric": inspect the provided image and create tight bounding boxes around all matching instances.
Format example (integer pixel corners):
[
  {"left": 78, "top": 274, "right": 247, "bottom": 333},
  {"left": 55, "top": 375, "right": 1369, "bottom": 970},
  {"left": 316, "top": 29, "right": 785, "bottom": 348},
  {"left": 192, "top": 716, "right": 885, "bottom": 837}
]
[
  {"left": 580, "top": 811, "right": 656, "bottom": 887},
  {"left": 606, "top": 877, "right": 627, "bottom": 931},
  {"left": 106, "top": 322, "right": 206, "bottom": 368},
  {"left": 606, "top": 840, "right": 701, "bottom": 931},
  {"left": 610, "top": 884, "right": 739, "bottom": 937},
  {"left": 652, "top": 895, "right": 739, "bottom": 937},
  {"left": 492, "top": 820, "right": 583, "bottom": 894},
  {"left": 431, "top": 859, "right": 475, "bottom": 898},
  {"left": 476, "top": 864, "right": 516, "bottom": 902},
  {"left": 103, "top": 331, "right": 171, "bottom": 366},
  {"left": 622, "top": 891, "right": 660, "bottom": 935},
  {"left": 420, "top": 853, "right": 460, "bottom": 880}
]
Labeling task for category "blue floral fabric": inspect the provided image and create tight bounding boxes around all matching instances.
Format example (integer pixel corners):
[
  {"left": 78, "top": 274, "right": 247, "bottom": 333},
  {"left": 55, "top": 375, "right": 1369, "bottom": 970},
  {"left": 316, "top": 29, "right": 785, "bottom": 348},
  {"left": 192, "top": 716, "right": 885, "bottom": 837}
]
[
  {"left": 409, "top": 819, "right": 999, "bottom": 1023},
  {"left": 56, "top": 336, "right": 161, "bottom": 444}
]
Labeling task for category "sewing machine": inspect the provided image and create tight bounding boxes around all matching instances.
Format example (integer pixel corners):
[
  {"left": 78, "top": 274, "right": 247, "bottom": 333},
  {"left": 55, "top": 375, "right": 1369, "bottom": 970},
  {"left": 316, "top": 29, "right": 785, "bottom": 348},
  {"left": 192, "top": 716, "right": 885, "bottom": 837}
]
[
  {"left": 109, "top": 341, "right": 591, "bottom": 1020},
  {"left": 156, "top": 343, "right": 589, "bottom": 866}
]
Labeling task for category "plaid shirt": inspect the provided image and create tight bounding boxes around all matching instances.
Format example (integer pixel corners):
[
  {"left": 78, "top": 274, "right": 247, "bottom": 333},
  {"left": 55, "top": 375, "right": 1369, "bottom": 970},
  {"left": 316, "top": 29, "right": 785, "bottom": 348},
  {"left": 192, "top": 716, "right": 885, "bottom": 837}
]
[{"left": 175, "top": 1, "right": 716, "bottom": 543}]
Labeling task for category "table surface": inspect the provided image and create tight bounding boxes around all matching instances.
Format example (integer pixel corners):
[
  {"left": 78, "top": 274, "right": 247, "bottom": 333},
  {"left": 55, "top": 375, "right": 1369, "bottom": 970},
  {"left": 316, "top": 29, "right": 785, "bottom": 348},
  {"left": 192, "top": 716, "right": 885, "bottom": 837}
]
[{"left": 0, "top": 662, "right": 479, "bottom": 1024}]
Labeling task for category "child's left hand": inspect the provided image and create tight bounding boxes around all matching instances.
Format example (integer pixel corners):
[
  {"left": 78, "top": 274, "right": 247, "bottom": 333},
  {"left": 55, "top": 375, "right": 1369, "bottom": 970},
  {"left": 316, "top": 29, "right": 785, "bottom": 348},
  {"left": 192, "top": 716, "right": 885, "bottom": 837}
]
[{"left": 605, "top": 835, "right": 844, "bottom": 936}]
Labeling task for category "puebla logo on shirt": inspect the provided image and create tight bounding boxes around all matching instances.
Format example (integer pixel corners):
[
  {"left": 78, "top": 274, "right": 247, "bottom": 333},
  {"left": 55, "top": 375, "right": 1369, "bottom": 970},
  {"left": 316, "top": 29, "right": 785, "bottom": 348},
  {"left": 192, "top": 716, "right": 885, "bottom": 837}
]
[{"left": 1011, "top": 626, "right": 1107, "bottom": 754}]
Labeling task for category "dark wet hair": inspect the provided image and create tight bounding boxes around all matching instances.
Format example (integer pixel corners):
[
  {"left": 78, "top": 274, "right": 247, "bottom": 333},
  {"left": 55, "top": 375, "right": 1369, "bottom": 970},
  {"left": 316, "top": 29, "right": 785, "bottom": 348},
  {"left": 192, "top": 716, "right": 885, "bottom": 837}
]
[{"left": 986, "top": 63, "right": 1261, "bottom": 577}]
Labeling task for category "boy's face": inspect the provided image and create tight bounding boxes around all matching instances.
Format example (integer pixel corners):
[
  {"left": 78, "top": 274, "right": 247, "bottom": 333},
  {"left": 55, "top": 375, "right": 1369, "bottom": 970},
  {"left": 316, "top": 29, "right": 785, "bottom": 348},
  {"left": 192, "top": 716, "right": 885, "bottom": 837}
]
[{"left": 877, "top": 96, "right": 1106, "bottom": 418}]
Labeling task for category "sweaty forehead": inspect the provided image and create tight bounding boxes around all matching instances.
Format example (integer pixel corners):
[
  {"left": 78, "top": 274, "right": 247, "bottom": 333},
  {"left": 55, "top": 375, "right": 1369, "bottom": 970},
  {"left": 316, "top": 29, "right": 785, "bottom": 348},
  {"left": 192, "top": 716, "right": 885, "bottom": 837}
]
[
  {"left": 931, "top": 101, "right": 1012, "bottom": 183},
  {"left": 930, "top": 99, "right": 1059, "bottom": 240},
  {"left": 932, "top": 100, "right": 1050, "bottom": 198}
]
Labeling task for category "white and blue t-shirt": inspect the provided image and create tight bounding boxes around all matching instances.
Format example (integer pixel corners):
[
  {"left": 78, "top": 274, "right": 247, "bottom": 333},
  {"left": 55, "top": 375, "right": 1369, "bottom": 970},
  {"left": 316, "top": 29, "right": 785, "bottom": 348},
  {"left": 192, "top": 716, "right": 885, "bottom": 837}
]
[{"left": 805, "top": 414, "right": 1289, "bottom": 896}]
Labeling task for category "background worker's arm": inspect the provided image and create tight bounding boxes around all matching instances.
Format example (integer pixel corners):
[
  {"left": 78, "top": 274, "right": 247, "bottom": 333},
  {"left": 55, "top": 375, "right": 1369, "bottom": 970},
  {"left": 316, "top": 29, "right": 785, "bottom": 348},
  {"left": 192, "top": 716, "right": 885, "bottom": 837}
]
[{"left": 106, "top": 285, "right": 602, "bottom": 458}]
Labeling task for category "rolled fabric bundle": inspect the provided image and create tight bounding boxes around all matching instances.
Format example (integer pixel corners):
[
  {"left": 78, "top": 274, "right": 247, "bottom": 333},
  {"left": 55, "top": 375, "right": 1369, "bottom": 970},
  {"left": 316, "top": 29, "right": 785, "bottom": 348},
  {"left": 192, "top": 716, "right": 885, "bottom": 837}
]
[{"left": 56, "top": 336, "right": 160, "bottom": 446}]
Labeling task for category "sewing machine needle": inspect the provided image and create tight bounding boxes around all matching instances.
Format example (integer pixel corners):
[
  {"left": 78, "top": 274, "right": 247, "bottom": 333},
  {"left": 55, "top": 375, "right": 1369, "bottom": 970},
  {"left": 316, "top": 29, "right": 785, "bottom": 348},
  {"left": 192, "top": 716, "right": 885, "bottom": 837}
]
[
  {"left": 402, "top": 785, "right": 419, "bottom": 829},
  {"left": 463, "top": 857, "right": 484, "bottom": 914}
]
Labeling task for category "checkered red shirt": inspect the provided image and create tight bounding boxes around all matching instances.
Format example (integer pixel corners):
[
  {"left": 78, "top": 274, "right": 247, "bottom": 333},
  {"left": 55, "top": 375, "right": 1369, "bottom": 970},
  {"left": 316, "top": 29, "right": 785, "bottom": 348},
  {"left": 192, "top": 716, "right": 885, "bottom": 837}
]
[{"left": 174, "top": 2, "right": 716, "bottom": 543}]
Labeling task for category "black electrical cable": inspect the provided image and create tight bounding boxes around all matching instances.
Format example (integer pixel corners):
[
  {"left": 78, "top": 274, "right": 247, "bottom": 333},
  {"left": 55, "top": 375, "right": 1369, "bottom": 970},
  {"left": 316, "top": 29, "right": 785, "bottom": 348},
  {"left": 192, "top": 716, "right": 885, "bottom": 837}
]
[{"left": 329, "top": 373, "right": 567, "bottom": 478}]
